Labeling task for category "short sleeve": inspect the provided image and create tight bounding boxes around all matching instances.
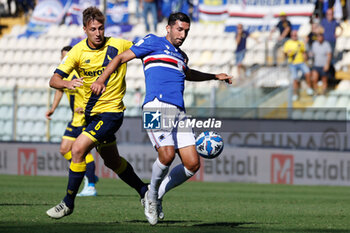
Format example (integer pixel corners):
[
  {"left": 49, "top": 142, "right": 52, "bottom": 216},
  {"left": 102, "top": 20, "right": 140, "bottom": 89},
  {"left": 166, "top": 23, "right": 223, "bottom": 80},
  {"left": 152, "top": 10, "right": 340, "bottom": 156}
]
[
  {"left": 123, "top": 39, "right": 133, "bottom": 52},
  {"left": 130, "top": 34, "right": 156, "bottom": 58},
  {"left": 325, "top": 41, "right": 332, "bottom": 53},
  {"left": 56, "top": 46, "right": 79, "bottom": 78}
]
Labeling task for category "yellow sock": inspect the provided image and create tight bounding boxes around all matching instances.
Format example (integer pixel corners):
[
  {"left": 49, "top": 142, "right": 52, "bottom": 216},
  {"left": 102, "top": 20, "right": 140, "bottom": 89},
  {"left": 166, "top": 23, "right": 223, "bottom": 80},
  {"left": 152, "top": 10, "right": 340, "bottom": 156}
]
[{"left": 63, "top": 151, "right": 72, "bottom": 161}]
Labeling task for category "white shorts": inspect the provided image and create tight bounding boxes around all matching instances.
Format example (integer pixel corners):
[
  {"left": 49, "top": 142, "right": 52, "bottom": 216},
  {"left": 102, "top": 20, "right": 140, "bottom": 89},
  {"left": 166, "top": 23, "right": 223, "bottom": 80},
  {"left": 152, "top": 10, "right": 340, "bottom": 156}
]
[{"left": 143, "top": 98, "right": 196, "bottom": 150}]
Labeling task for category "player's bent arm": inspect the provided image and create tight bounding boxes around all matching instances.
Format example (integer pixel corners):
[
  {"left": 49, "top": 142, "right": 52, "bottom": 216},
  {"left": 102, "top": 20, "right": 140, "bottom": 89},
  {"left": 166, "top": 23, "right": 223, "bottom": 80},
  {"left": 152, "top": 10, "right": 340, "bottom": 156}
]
[
  {"left": 46, "top": 89, "right": 64, "bottom": 120},
  {"left": 91, "top": 49, "right": 137, "bottom": 95},
  {"left": 49, "top": 73, "right": 83, "bottom": 90},
  {"left": 185, "top": 69, "right": 232, "bottom": 84}
]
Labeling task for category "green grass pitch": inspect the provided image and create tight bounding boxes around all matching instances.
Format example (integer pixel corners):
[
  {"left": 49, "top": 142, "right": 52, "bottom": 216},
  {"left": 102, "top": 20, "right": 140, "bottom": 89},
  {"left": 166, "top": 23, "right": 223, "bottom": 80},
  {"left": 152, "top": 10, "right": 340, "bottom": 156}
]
[{"left": 1, "top": 174, "right": 350, "bottom": 233}]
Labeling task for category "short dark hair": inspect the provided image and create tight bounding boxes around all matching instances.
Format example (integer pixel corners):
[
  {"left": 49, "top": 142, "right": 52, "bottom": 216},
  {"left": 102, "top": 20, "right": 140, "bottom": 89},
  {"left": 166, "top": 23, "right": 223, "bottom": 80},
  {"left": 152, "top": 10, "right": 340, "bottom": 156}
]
[
  {"left": 61, "top": 46, "right": 72, "bottom": 53},
  {"left": 82, "top": 6, "right": 105, "bottom": 27},
  {"left": 168, "top": 12, "right": 191, "bottom": 26}
]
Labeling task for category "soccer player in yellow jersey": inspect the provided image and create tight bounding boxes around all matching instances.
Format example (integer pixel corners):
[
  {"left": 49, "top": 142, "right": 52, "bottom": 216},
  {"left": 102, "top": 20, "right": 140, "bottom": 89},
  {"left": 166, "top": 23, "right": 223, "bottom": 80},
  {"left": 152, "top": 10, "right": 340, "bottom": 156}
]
[
  {"left": 46, "top": 7, "right": 147, "bottom": 219},
  {"left": 283, "top": 30, "right": 313, "bottom": 101},
  {"left": 46, "top": 46, "right": 98, "bottom": 197}
]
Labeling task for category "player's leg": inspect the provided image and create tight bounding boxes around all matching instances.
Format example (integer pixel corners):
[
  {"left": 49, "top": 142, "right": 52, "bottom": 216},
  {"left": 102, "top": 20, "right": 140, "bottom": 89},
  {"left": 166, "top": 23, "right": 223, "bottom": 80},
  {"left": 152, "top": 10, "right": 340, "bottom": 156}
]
[
  {"left": 77, "top": 152, "right": 98, "bottom": 197},
  {"left": 60, "top": 138, "right": 74, "bottom": 161},
  {"left": 145, "top": 145, "right": 175, "bottom": 223},
  {"left": 158, "top": 144, "right": 200, "bottom": 200},
  {"left": 46, "top": 134, "right": 95, "bottom": 219},
  {"left": 61, "top": 124, "right": 98, "bottom": 196},
  {"left": 98, "top": 142, "right": 148, "bottom": 198}
]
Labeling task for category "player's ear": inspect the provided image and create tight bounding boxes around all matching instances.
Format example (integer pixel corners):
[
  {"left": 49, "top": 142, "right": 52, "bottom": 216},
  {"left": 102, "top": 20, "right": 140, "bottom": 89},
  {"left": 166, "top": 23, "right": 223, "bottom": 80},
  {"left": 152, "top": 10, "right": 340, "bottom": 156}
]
[
  {"left": 166, "top": 25, "right": 170, "bottom": 34},
  {"left": 83, "top": 26, "right": 87, "bottom": 34}
]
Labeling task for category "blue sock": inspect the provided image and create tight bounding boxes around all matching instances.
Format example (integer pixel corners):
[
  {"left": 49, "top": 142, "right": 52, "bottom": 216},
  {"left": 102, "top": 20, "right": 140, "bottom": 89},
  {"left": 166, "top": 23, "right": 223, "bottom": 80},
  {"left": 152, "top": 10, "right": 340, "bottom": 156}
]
[
  {"left": 85, "top": 162, "right": 96, "bottom": 185},
  {"left": 63, "top": 169, "right": 85, "bottom": 209}
]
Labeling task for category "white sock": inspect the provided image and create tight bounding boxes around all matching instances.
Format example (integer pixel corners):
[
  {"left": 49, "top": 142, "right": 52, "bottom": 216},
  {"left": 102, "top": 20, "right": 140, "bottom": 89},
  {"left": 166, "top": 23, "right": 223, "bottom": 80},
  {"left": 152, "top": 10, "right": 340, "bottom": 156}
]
[
  {"left": 148, "top": 158, "right": 169, "bottom": 201},
  {"left": 158, "top": 164, "right": 194, "bottom": 200}
]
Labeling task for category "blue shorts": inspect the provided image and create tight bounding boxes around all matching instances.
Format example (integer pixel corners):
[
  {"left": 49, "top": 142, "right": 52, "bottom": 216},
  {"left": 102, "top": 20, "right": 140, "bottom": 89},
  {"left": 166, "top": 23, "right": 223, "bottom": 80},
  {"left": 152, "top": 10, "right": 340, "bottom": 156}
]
[
  {"left": 83, "top": 112, "right": 124, "bottom": 144},
  {"left": 289, "top": 63, "right": 310, "bottom": 80},
  {"left": 235, "top": 49, "right": 246, "bottom": 65},
  {"left": 312, "top": 66, "right": 330, "bottom": 78},
  {"left": 62, "top": 121, "right": 85, "bottom": 140}
]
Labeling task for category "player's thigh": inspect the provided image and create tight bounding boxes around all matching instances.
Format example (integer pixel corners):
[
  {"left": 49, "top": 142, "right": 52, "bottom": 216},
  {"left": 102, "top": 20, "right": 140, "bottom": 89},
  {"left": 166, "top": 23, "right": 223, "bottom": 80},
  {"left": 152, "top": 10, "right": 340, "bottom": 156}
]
[
  {"left": 177, "top": 145, "right": 200, "bottom": 172},
  {"left": 84, "top": 112, "right": 123, "bottom": 144},
  {"left": 71, "top": 133, "right": 96, "bottom": 163}
]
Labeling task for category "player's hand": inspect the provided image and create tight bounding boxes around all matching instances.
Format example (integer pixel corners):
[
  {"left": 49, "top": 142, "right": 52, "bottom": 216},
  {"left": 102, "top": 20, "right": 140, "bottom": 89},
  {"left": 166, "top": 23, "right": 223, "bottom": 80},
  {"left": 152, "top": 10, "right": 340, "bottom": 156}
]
[
  {"left": 45, "top": 109, "right": 54, "bottom": 120},
  {"left": 67, "top": 77, "right": 83, "bottom": 90},
  {"left": 90, "top": 79, "right": 106, "bottom": 95},
  {"left": 74, "top": 107, "right": 84, "bottom": 114},
  {"left": 216, "top": 73, "right": 233, "bottom": 84}
]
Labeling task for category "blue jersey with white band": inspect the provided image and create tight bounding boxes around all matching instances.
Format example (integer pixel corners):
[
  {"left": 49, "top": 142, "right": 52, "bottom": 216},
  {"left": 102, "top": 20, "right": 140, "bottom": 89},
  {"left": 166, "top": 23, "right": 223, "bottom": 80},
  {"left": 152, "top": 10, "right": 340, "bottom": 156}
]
[{"left": 130, "top": 34, "right": 188, "bottom": 109}]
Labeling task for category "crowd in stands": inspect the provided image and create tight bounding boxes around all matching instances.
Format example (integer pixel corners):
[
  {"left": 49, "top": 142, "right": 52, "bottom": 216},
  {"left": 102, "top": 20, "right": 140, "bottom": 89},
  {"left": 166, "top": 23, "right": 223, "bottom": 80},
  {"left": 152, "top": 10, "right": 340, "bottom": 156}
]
[{"left": 266, "top": 5, "right": 345, "bottom": 100}]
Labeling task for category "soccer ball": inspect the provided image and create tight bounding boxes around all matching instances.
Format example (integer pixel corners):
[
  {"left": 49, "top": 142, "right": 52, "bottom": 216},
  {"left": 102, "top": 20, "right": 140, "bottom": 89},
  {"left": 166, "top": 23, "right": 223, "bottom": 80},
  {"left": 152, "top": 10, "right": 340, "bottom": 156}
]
[{"left": 195, "top": 131, "right": 224, "bottom": 159}]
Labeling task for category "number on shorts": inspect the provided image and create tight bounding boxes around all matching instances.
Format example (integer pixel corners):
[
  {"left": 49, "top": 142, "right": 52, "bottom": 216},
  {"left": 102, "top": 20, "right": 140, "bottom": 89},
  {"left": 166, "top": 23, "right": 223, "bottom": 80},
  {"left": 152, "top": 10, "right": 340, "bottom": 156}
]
[{"left": 95, "top": 121, "right": 104, "bottom": 131}]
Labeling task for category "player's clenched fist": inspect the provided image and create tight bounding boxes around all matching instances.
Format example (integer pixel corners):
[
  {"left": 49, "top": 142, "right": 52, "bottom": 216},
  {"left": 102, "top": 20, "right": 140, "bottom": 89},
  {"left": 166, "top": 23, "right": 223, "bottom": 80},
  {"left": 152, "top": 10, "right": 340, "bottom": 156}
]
[{"left": 90, "top": 79, "right": 106, "bottom": 95}]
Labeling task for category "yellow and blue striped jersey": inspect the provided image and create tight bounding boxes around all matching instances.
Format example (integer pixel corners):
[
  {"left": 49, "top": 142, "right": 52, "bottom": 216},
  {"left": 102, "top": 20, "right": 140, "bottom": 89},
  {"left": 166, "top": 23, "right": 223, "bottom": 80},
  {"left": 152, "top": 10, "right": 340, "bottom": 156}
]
[
  {"left": 55, "top": 37, "right": 133, "bottom": 116},
  {"left": 63, "top": 70, "right": 86, "bottom": 127}
]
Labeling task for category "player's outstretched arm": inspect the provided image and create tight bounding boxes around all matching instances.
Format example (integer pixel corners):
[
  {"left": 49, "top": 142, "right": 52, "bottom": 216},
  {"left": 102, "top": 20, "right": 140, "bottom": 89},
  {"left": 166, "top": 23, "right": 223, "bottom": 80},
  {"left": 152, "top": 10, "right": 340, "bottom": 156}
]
[
  {"left": 91, "top": 49, "right": 137, "bottom": 95},
  {"left": 49, "top": 73, "right": 83, "bottom": 90},
  {"left": 185, "top": 69, "right": 232, "bottom": 84},
  {"left": 46, "top": 89, "right": 64, "bottom": 120}
]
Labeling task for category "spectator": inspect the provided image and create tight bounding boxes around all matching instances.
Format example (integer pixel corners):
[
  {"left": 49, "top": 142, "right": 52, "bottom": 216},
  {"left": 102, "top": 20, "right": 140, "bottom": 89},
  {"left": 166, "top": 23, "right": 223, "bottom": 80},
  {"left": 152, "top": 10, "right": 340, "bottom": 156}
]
[
  {"left": 7, "top": 0, "right": 18, "bottom": 17},
  {"left": 313, "top": 0, "right": 335, "bottom": 19},
  {"left": 283, "top": 30, "right": 313, "bottom": 101},
  {"left": 141, "top": 0, "right": 158, "bottom": 32},
  {"left": 305, "top": 22, "right": 319, "bottom": 63},
  {"left": 320, "top": 8, "right": 343, "bottom": 58},
  {"left": 311, "top": 28, "right": 332, "bottom": 95},
  {"left": 235, "top": 23, "right": 249, "bottom": 76},
  {"left": 269, "top": 12, "right": 292, "bottom": 66}
]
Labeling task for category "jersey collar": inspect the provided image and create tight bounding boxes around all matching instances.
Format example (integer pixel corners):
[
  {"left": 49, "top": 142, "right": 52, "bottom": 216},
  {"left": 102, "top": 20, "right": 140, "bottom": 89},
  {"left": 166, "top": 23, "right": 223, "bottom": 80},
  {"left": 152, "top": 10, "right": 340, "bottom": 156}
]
[{"left": 86, "top": 37, "right": 108, "bottom": 50}]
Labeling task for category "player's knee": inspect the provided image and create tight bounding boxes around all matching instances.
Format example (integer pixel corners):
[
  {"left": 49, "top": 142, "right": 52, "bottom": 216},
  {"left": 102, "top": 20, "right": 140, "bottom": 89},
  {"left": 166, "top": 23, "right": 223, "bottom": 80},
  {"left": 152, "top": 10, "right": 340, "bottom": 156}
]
[
  {"left": 185, "top": 158, "right": 200, "bottom": 173},
  {"left": 59, "top": 148, "right": 69, "bottom": 156},
  {"left": 71, "top": 144, "right": 85, "bottom": 160},
  {"left": 158, "top": 147, "right": 175, "bottom": 166}
]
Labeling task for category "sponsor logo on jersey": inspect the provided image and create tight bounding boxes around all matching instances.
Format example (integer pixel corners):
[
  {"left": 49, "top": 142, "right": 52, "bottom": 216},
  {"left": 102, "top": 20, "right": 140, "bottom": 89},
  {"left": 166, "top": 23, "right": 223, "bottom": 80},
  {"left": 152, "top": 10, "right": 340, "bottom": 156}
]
[{"left": 82, "top": 67, "right": 117, "bottom": 77}]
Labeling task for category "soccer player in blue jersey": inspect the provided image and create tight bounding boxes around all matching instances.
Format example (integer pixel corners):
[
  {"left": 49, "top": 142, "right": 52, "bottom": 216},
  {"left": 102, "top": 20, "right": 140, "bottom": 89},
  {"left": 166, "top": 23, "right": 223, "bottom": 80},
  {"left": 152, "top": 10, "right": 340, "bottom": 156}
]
[
  {"left": 46, "top": 6, "right": 148, "bottom": 219},
  {"left": 46, "top": 46, "right": 98, "bottom": 197},
  {"left": 91, "top": 12, "right": 232, "bottom": 225}
]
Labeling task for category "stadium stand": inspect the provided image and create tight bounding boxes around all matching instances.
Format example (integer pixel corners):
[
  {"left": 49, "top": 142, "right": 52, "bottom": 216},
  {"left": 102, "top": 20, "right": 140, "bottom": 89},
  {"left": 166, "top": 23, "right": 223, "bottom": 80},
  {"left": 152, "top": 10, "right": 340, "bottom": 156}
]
[{"left": 1, "top": 1, "right": 350, "bottom": 142}]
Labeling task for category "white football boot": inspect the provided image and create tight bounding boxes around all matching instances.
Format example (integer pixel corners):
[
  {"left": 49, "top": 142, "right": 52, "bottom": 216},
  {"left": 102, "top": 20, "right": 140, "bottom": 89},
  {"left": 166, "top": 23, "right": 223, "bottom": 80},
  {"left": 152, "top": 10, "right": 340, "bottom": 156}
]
[
  {"left": 144, "top": 190, "right": 158, "bottom": 225},
  {"left": 77, "top": 186, "right": 97, "bottom": 197},
  {"left": 46, "top": 201, "right": 73, "bottom": 219},
  {"left": 77, "top": 176, "right": 97, "bottom": 197}
]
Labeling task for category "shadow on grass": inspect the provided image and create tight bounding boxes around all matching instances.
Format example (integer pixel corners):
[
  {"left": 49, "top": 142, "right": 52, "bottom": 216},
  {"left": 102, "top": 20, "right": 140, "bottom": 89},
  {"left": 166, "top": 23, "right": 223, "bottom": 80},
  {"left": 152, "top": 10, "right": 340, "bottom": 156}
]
[
  {"left": 1, "top": 221, "right": 350, "bottom": 233},
  {"left": 0, "top": 203, "right": 50, "bottom": 206}
]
